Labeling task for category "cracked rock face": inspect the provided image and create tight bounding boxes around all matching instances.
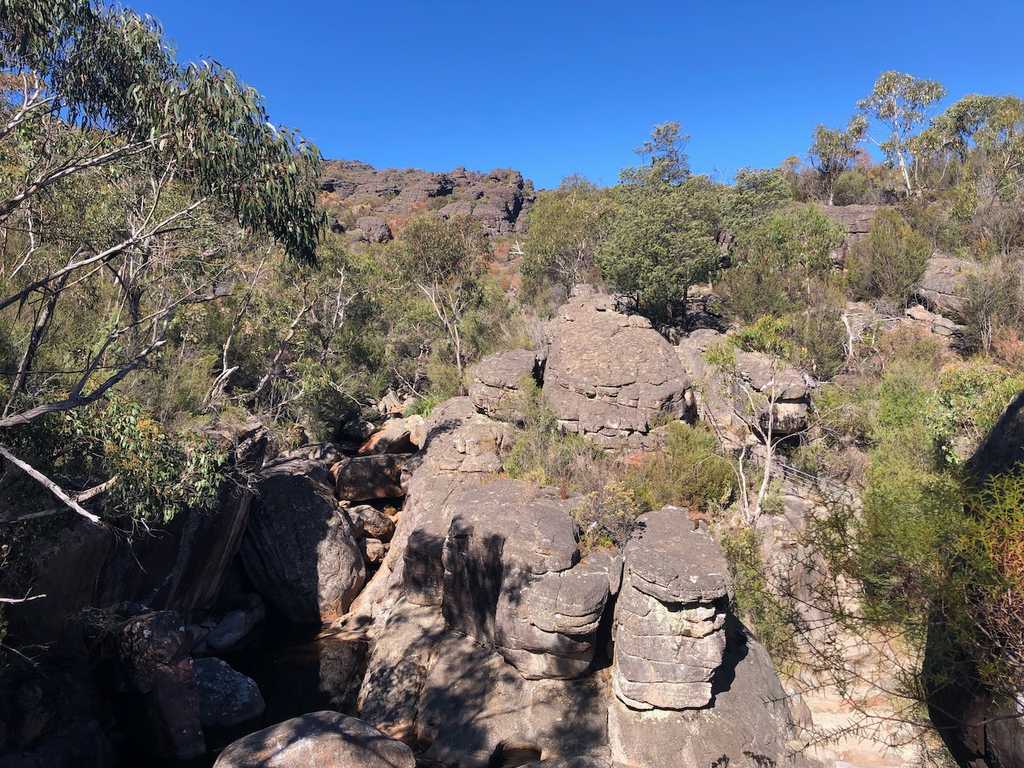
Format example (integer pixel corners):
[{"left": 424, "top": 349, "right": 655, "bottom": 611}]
[
  {"left": 612, "top": 507, "right": 731, "bottom": 710},
  {"left": 542, "top": 295, "right": 692, "bottom": 450},
  {"left": 467, "top": 349, "right": 540, "bottom": 423}
]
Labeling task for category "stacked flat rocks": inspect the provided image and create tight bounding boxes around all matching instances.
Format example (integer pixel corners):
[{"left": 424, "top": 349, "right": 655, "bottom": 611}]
[
  {"left": 543, "top": 294, "right": 692, "bottom": 450},
  {"left": 612, "top": 507, "right": 731, "bottom": 710},
  {"left": 443, "top": 479, "right": 616, "bottom": 679},
  {"left": 467, "top": 348, "right": 540, "bottom": 422}
]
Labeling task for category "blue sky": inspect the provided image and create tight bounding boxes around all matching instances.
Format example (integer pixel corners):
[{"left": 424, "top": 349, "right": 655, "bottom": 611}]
[{"left": 131, "top": 0, "right": 1024, "bottom": 189}]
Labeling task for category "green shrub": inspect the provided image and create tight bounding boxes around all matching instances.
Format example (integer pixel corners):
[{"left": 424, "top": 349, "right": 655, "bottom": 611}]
[
  {"left": 625, "top": 423, "right": 734, "bottom": 513},
  {"left": 929, "top": 360, "right": 1024, "bottom": 467},
  {"left": 720, "top": 525, "right": 795, "bottom": 662},
  {"left": 846, "top": 208, "right": 931, "bottom": 303}
]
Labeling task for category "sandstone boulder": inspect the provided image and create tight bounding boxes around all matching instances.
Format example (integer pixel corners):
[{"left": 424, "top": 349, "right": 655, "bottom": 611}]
[
  {"left": 213, "top": 711, "right": 415, "bottom": 768},
  {"left": 416, "top": 634, "right": 609, "bottom": 768},
  {"left": 543, "top": 295, "right": 691, "bottom": 449},
  {"left": 467, "top": 348, "right": 540, "bottom": 422},
  {"left": 241, "top": 465, "right": 366, "bottom": 624},
  {"left": 357, "top": 415, "right": 426, "bottom": 455},
  {"left": 609, "top": 508, "right": 802, "bottom": 767},
  {"left": 193, "top": 658, "right": 265, "bottom": 729},
  {"left": 676, "top": 330, "right": 812, "bottom": 439},
  {"left": 346, "top": 504, "right": 396, "bottom": 541},
  {"left": 355, "top": 215, "right": 391, "bottom": 243},
  {"left": 917, "top": 253, "right": 979, "bottom": 321},
  {"left": 612, "top": 507, "right": 731, "bottom": 710},
  {"left": 818, "top": 203, "right": 880, "bottom": 262},
  {"left": 439, "top": 479, "right": 607, "bottom": 679}
]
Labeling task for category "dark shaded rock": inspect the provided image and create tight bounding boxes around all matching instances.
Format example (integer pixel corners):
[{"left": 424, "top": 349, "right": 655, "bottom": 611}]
[
  {"left": 543, "top": 295, "right": 692, "bottom": 450},
  {"left": 331, "top": 454, "right": 406, "bottom": 502},
  {"left": 213, "top": 711, "right": 415, "bottom": 768},
  {"left": 200, "top": 594, "right": 266, "bottom": 654},
  {"left": 347, "top": 504, "right": 396, "bottom": 541},
  {"left": 416, "top": 634, "right": 609, "bottom": 768},
  {"left": 355, "top": 215, "right": 391, "bottom": 243},
  {"left": 467, "top": 349, "right": 540, "bottom": 423},
  {"left": 241, "top": 466, "right": 365, "bottom": 624},
  {"left": 0, "top": 720, "right": 113, "bottom": 768},
  {"left": 117, "top": 611, "right": 205, "bottom": 760},
  {"left": 194, "top": 658, "right": 265, "bottom": 729}
]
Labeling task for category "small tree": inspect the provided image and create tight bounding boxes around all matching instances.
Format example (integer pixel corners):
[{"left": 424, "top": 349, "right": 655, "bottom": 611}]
[
  {"left": 597, "top": 132, "right": 720, "bottom": 324},
  {"left": 809, "top": 116, "right": 868, "bottom": 205},
  {"left": 396, "top": 215, "right": 487, "bottom": 388},
  {"left": 521, "top": 176, "right": 613, "bottom": 302},
  {"left": 629, "top": 120, "right": 691, "bottom": 186},
  {"left": 858, "top": 71, "right": 946, "bottom": 196}
]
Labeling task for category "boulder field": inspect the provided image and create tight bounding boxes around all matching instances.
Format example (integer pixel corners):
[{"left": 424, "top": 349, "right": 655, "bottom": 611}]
[{"left": 0, "top": 293, "right": 815, "bottom": 768}]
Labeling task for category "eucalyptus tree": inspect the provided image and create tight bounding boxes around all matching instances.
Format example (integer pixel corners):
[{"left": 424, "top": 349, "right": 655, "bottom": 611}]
[
  {"left": 809, "top": 115, "right": 867, "bottom": 205},
  {"left": 0, "top": 0, "right": 324, "bottom": 523},
  {"left": 858, "top": 70, "right": 946, "bottom": 196}
]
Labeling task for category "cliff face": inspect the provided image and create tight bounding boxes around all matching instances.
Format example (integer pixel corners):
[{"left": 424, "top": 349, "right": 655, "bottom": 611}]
[{"left": 320, "top": 160, "right": 536, "bottom": 241}]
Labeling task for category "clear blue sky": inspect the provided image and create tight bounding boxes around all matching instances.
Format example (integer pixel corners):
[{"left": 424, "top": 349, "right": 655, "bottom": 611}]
[{"left": 131, "top": 0, "right": 1024, "bottom": 189}]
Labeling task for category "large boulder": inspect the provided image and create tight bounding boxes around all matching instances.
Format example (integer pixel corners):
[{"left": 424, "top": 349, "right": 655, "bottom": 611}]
[
  {"left": 818, "top": 203, "right": 880, "bottom": 262},
  {"left": 676, "top": 330, "right": 812, "bottom": 440},
  {"left": 213, "top": 711, "right": 415, "bottom": 768},
  {"left": 357, "top": 415, "right": 426, "bottom": 455},
  {"left": 440, "top": 478, "right": 610, "bottom": 679},
  {"left": 917, "top": 253, "right": 979, "bottom": 321},
  {"left": 416, "top": 633, "right": 610, "bottom": 768},
  {"left": 355, "top": 215, "right": 392, "bottom": 243},
  {"left": 467, "top": 349, "right": 540, "bottom": 422},
  {"left": 241, "top": 463, "right": 366, "bottom": 624},
  {"left": 193, "top": 658, "right": 265, "bottom": 729},
  {"left": 543, "top": 295, "right": 692, "bottom": 449},
  {"left": 608, "top": 635, "right": 802, "bottom": 768}
]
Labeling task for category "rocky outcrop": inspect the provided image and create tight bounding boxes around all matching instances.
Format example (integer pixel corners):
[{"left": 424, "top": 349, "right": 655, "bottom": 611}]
[
  {"left": 917, "top": 253, "right": 979, "bottom": 321},
  {"left": 213, "top": 711, "right": 415, "bottom": 768},
  {"left": 357, "top": 415, "right": 426, "bottom": 455},
  {"left": 441, "top": 479, "right": 611, "bottom": 680},
  {"left": 416, "top": 633, "right": 611, "bottom": 768},
  {"left": 676, "top": 329, "right": 812, "bottom": 440},
  {"left": 241, "top": 461, "right": 366, "bottom": 624},
  {"left": 355, "top": 215, "right": 391, "bottom": 243},
  {"left": 609, "top": 507, "right": 801, "bottom": 768},
  {"left": 467, "top": 348, "right": 540, "bottom": 422},
  {"left": 543, "top": 295, "right": 692, "bottom": 449},
  {"left": 320, "top": 161, "right": 535, "bottom": 237},
  {"left": 818, "top": 203, "right": 880, "bottom": 262},
  {"left": 612, "top": 507, "right": 731, "bottom": 710}
]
